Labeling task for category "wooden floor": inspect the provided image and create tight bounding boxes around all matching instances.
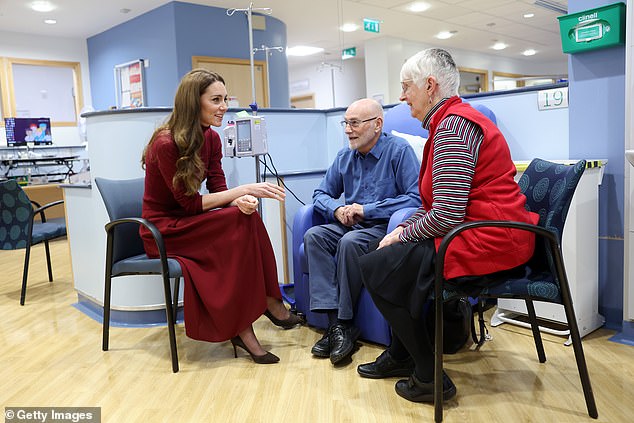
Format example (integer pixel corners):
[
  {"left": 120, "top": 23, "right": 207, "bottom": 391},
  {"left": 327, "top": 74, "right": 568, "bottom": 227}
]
[{"left": 1, "top": 239, "right": 633, "bottom": 422}]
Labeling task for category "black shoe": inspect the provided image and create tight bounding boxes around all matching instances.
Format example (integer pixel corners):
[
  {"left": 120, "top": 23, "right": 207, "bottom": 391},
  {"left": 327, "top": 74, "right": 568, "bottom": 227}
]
[
  {"left": 230, "top": 336, "right": 280, "bottom": 364},
  {"left": 329, "top": 324, "right": 360, "bottom": 365},
  {"left": 395, "top": 371, "right": 457, "bottom": 403},
  {"left": 263, "top": 309, "right": 305, "bottom": 329},
  {"left": 357, "top": 349, "right": 415, "bottom": 379},
  {"left": 311, "top": 329, "right": 331, "bottom": 358}
]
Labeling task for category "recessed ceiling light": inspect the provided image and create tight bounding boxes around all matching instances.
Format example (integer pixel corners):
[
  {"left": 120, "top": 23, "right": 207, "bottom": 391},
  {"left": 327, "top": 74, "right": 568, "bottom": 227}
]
[
  {"left": 522, "top": 49, "right": 537, "bottom": 56},
  {"left": 435, "top": 31, "right": 456, "bottom": 40},
  {"left": 408, "top": 2, "right": 431, "bottom": 13},
  {"left": 30, "top": 1, "right": 56, "bottom": 13},
  {"left": 340, "top": 23, "right": 358, "bottom": 32},
  {"left": 286, "top": 46, "right": 324, "bottom": 57},
  {"left": 492, "top": 42, "right": 508, "bottom": 50},
  {"left": 44, "top": 19, "right": 56, "bottom": 24},
  {"left": 120, "top": 8, "right": 131, "bottom": 14},
  {"left": 524, "top": 13, "right": 535, "bottom": 18}
]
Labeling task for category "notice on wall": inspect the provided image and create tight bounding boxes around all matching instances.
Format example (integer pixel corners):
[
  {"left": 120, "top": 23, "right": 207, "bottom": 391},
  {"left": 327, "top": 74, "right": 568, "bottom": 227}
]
[{"left": 114, "top": 59, "right": 146, "bottom": 108}]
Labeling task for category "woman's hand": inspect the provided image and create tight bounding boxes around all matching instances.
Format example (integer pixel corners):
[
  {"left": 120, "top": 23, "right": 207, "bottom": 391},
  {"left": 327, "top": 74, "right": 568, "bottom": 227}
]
[
  {"left": 378, "top": 226, "right": 404, "bottom": 249},
  {"left": 234, "top": 194, "right": 259, "bottom": 215},
  {"left": 244, "top": 182, "right": 286, "bottom": 201}
]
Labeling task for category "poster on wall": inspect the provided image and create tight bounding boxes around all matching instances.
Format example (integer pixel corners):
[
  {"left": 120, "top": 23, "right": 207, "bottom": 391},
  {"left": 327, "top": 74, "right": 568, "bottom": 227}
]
[{"left": 114, "top": 59, "right": 146, "bottom": 108}]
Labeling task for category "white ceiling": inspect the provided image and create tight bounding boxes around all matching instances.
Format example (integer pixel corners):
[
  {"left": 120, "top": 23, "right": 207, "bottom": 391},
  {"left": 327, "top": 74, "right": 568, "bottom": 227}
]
[{"left": 0, "top": 0, "right": 569, "bottom": 65}]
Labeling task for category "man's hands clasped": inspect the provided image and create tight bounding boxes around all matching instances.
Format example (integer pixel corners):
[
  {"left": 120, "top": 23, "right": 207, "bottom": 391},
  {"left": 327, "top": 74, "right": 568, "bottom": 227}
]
[{"left": 334, "top": 203, "right": 364, "bottom": 227}]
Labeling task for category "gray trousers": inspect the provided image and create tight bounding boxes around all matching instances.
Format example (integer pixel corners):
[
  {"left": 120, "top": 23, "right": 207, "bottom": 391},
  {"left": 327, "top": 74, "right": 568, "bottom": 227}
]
[{"left": 304, "top": 222, "right": 388, "bottom": 320}]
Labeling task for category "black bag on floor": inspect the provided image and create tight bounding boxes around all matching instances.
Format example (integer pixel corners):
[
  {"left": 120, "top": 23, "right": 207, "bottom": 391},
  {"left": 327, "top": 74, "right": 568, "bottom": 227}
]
[{"left": 425, "top": 297, "right": 473, "bottom": 354}]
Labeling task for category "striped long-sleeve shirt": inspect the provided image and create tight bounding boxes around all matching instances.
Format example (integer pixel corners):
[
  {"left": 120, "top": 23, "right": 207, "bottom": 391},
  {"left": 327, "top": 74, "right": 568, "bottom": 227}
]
[{"left": 399, "top": 98, "right": 484, "bottom": 243}]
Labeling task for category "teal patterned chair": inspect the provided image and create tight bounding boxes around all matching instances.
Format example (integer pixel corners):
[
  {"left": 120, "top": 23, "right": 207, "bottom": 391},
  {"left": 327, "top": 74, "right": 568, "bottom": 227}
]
[
  {"left": 432, "top": 159, "right": 598, "bottom": 421},
  {"left": 0, "top": 180, "right": 66, "bottom": 305}
]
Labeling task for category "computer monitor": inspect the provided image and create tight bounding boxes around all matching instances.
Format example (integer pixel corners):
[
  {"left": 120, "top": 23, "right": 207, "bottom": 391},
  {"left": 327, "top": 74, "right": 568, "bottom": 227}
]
[{"left": 4, "top": 117, "right": 53, "bottom": 146}]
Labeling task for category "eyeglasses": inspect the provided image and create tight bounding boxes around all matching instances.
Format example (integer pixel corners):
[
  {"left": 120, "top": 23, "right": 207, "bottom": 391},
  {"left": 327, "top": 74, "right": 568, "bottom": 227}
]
[
  {"left": 340, "top": 116, "right": 379, "bottom": 128},
  {"left": 401, "top": 79, "right": 414, "bottom": 94}
]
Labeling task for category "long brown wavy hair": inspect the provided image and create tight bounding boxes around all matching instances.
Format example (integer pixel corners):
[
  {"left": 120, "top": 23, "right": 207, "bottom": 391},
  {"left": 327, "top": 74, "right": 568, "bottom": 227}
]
[{"left": 141, "top": 69, "right": 225, "bottom": 195}]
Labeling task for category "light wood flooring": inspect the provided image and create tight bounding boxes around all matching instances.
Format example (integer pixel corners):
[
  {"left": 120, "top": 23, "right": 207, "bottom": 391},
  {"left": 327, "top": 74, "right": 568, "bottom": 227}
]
[{"left": 1, "top": 239, "right": 633, "bottom": 422}]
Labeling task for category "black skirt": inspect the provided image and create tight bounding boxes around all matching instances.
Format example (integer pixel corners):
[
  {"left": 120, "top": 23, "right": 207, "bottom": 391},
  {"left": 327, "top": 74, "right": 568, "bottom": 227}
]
[{"left": 359, "top": 239, "right": 436, "bottom": 318}]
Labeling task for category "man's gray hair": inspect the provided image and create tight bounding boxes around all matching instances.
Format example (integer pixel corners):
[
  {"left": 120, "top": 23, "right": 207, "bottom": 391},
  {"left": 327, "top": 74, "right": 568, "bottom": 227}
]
[{"left": 400, "top": 48, "right": 460, "bottom": 98}]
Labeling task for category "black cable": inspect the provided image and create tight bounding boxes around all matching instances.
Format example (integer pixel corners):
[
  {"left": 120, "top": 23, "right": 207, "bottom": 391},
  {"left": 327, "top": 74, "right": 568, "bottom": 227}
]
[{"left": 259, "top": 153, "right": 306, "bottom": 206}]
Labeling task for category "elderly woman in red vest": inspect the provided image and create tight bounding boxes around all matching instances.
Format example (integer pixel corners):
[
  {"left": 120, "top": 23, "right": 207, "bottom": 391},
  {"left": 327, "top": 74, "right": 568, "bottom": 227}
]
[{"left": 357, "top": 48, "right": 539, "bottom": 402}]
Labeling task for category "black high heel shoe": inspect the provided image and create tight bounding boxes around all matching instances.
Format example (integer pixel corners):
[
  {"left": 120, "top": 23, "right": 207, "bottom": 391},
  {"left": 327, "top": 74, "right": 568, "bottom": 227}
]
[
  {"left": 264, "top": 310, "right": 305, "bottom": 329},
  {"left": 230, "top": 336, "right": 279, "bottom": 364}
]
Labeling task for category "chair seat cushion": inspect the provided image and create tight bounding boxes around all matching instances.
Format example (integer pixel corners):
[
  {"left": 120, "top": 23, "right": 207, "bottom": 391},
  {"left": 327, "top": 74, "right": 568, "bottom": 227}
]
[
  {"left": 31, "top": 222, "right": 67, "bottom": 245},
  {"left": 112, "top": 254, "right": 182, "bottom": 277},
  {"left": 444, "top": 265, "right": 562, "bottom": 303}
]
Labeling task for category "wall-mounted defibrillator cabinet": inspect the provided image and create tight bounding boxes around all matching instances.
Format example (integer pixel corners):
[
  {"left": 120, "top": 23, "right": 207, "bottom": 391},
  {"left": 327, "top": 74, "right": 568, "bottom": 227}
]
[{"left": 558, "top": 2, "right": 625, "bottom": 54}]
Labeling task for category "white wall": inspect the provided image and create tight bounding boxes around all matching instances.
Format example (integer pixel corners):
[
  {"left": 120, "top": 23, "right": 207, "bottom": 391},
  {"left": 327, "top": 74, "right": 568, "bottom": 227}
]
[
  {"left": 289, "top": 58, "right": 366, "bottom": 109},
  {"left": 0, "top": 31, "right": 92, "bottom": 146},
  {"left": 366, "top": 37, "right": 569, "bottom": 105}
]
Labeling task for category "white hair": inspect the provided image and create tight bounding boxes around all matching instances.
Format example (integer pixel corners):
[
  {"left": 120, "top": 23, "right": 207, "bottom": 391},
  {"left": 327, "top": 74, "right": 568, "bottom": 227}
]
[{"left": 400, "top": 48, "right": 460, "bottom": 98}]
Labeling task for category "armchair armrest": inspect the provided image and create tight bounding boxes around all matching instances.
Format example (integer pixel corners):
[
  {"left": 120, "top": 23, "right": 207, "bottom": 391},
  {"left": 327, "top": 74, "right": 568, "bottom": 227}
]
[
  {"left": 387, "top": 207, "right": 417, "bottom": 232},
  {"left": 292, "top": 204, "right": 327, "bottom": 284},
  {"left": 31, "top": 199, "right": 64, "bottom": 223},
  {"left": 104, "top": 216, "right": 171, "bottom": 277}
]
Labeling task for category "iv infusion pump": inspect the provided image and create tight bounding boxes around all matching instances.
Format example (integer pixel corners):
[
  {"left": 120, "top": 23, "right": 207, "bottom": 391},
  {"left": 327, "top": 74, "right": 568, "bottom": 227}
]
[{"left": 223, "top": 115, "right": 268, "bottom": 157}]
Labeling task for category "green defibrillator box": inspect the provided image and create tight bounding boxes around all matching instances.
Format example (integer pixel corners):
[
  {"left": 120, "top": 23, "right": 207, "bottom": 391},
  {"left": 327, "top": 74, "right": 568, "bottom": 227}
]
[{"left": 558, "top": 2, "right": 625, "bottom": 54}]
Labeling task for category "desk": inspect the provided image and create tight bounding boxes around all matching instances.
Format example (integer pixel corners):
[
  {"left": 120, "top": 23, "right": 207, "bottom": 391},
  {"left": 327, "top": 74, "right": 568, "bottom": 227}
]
[{"left": 1, "top": 155, "right": 79, "bottom": 182}]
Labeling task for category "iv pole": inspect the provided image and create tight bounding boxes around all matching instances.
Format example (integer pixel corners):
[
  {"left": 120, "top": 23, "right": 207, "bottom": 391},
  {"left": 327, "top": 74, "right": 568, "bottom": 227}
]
[
  {"left": 253, "top": 44, "right": 284, "bottom": 98},
  {"left": 226, "top": 2, "right": 273, "bottom": 215}
]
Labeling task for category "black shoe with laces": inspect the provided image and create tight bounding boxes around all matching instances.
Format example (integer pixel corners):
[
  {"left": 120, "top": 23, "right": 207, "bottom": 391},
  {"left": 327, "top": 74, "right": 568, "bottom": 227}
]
[
  {"left": 329, "top": 323, "right": 360, "bottom": 364},
  {"left": 394, "top": 371, "right": 457, "bottom": 403},
  {"left": 311, "top": 329, "right": 331, "bottom": 358},
  {"left": 357, "top": 349, "right": 415, "bottom": 379}
]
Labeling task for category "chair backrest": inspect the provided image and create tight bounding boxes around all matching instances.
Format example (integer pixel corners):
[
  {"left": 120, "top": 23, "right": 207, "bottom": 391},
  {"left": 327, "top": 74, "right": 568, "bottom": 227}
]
[
  {"left": 0, "top": 180, "right": 33, "bottom": 250},
  {"left": 517, "top": 158, "right": 586, "bottom": 241},
  {"left": 94, "top": 177, "right": 146, "bottom": 263}
]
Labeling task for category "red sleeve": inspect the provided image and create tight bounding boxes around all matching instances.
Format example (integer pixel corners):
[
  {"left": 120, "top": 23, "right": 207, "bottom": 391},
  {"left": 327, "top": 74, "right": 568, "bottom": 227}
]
[
  {"left": 205, "top": 128, "right": 228, "bottom": 193},
  {"left": 147, "top": 132, "right": 203, "bottom": 215}
]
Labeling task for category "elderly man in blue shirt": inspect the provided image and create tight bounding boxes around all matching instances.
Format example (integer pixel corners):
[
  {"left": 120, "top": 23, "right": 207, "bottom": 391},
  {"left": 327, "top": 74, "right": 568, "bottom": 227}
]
[{"left": 305, "top": 98, "right": 420, "bottom": 365}]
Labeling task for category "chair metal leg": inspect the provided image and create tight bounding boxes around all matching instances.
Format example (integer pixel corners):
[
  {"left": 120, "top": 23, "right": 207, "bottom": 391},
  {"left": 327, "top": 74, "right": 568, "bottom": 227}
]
[
  {"left": 525, "top": 299, "right": 546, "bottom": 363},
  {"left": 102, "top": 274, "right": 112, "bottom": 352},
  {"left": 162, "top": 273, "right": 179, "bottom": 373},
  {"left": 172, "top": 277, "right": 180, "bottom": 323},
  {"left": 20, "top": 244, "right": 32, "bottom": 306},
  {"left": 434, "top": 294, "right": 444, "bottom": 422},
  {"left": 103, "top": 235, "right": 114, "bottom": 352},
  {"left": 559, "top": 287, "right": 599, "bottom": 418},
  {"left": 44, "top": 239, "right": 53, "bottom": 281}
]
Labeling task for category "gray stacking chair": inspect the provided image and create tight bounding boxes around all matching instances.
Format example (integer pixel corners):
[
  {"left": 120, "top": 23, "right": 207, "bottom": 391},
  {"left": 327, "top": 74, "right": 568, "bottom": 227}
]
[{"left": 94, "top": 177, "right": 182, "bottom": 373}]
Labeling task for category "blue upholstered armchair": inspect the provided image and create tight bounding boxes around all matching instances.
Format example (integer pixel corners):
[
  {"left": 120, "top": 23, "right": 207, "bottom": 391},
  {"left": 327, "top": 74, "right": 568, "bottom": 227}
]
[{"left": 291, "top": 100, "right": 497, "bottom": 346}]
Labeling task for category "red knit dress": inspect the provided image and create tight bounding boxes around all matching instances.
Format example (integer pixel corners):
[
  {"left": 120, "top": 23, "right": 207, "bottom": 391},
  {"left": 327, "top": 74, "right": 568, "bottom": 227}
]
[{"left": 140, "top": 127, "right": 282, "bottom": 342}]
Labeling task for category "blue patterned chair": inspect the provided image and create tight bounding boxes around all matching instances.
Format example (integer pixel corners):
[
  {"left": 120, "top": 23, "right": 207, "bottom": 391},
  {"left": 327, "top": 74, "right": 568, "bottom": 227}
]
[
  {"left": 0, "top": 180, "right": 66, "bottom": 305},
  {"left": 432, "top": 159, "right": 598, "bottom": 421}
]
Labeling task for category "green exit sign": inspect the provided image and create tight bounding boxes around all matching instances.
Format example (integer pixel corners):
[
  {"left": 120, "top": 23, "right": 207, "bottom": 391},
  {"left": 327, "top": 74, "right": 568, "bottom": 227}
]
[
  {"left": 342, "top": 47, "right": 356, "bottom": 59},
  {"left": 363, "top": 18, "right": 380, "bottom": 33}
]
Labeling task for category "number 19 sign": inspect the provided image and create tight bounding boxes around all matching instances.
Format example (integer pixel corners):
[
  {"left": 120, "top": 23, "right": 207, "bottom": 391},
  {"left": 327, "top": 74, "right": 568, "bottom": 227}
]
[{"left": 537, "top": 87, "right": 568, "bottom": 111}]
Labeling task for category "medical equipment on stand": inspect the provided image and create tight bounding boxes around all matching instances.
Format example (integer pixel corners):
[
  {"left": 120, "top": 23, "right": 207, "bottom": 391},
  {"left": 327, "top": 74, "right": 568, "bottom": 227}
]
[{"left": 223, "top": 115, "right": 268, "bottom": 158}]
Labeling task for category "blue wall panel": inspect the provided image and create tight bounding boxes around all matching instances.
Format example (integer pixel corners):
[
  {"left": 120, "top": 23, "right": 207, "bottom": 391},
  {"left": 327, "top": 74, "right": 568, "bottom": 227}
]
[
  {"left": 568, "top": 0, "right": 626, "bottom": 327},
  {"left": 87, "top": 3, "right": 179, "bottom": 110},
  {"left": 87, "top": 1, "right": 289, "bottom": 111}
]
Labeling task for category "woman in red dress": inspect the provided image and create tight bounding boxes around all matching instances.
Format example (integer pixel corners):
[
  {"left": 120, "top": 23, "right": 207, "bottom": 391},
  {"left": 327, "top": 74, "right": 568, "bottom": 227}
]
[{"left": 140, "top": 69, "right": 302, "bottom": 364}]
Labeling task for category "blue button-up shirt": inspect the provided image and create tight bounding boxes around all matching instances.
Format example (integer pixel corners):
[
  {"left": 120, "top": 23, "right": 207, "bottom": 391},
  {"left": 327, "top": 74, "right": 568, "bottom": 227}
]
[{"left": 313, "top": 132, "right": 421, "bottom": 222}]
